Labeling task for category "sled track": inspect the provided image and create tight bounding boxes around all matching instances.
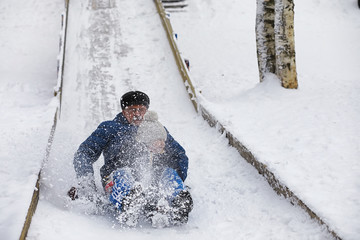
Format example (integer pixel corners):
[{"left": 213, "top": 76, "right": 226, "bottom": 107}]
[{"left": 20, "top": 0, "right": 341, "bottom": 239}]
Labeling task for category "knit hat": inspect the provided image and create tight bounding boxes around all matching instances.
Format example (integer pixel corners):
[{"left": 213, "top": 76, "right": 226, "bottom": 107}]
[
  {"left": 120, "top": 91, "right": 150, "bottom": 110},
  {"left": 136, "top": 111, "right": 167, "bottom": 145}
]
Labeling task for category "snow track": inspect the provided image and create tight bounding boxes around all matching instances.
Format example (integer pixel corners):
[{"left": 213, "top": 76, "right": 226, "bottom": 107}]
[{"left": 27, "top": 0, "right": 333, "bottom": 239}]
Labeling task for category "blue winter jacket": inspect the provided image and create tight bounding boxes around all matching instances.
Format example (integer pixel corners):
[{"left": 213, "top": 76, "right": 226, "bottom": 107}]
[{"left": 73, "top": 112, "right": 188, "bottom": 186}]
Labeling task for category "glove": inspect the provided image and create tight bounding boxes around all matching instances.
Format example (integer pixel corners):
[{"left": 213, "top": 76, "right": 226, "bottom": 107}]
[
  {"left": 68, "top": 174, "right": 96, "bottom": 200},
  {"left": 68, "top": 186, "right": 78, "bottom": 200}
]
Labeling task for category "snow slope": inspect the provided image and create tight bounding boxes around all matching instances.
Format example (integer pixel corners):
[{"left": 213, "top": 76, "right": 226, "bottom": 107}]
[
  {"left": 0, "top": 1, "right": 63, "bottom": 239},
  {"left": 28, "top": 0, "right": 331, "bottom": 239},
  {"left": 169, "top": 0, "right": 360, "bottom": 239},
  {"left": 0, "top": 0, "right": 357, "bottom": 239}
]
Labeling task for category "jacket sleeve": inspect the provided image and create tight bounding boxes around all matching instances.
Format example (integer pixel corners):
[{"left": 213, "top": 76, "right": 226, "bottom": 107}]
[
  {"left": 73, "top": 121, "right": 116, "bottom": 178},
  {"left": 165, "top": 130, "right": 189, "bottom": 182}
]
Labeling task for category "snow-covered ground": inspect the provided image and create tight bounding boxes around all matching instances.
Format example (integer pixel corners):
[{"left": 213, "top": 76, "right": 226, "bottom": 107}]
[
  {"left": 170, "top": 0, "right": 360, "bottom": 239},
  {"left": 0, "top": 0, "right": 63, "bottom": 239},
  {"left": 0, "top": 0, "right": 358, "bottom": 239}
]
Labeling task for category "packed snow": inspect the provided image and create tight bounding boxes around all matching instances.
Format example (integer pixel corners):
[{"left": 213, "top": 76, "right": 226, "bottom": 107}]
[
  {"left": 0, "top": 0, "right": 63, "bottom": 239},
  {"left": 0, "top": 0, "right": 358, "bottom": 239},
  {"left": 169, "top": 0, "right": 360, "bottom": 239}
]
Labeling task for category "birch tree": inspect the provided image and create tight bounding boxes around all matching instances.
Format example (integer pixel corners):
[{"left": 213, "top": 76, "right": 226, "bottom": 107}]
[
  {"left": 274, "top": 0, "right": 298, "bottom": 89},
  {"left": 256, "top": 0, "right": 298, "bottom": 89},
  {"left": 256, "top": 0, "right": 275, "bottom": 82}
]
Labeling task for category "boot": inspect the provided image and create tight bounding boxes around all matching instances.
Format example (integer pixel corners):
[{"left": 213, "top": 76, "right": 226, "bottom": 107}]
[
  {"left": 146, "top": 197, "right": 171, "bottom": 228},
  {"left": 117, "top": 185, "right": 145, "bottom": 227},
  {"left": 171, "top": 190, "right": 194, "bottom": 224}
]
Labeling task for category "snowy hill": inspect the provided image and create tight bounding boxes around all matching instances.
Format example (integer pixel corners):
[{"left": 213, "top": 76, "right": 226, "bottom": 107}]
[
  {"left": 0, "top": 0, "right": 359, "bottom": 239},
  {"left": 170, "top": 0, "right": 360, "bottom": 239}
]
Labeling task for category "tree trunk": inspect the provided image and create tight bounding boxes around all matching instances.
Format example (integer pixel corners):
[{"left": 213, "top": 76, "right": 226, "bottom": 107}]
[
  {"left": 256, "top": 0, "right": 276, "bottom": 82},
  {"left": 274, "top": 0, "right": 298, "bottom": 89}
]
